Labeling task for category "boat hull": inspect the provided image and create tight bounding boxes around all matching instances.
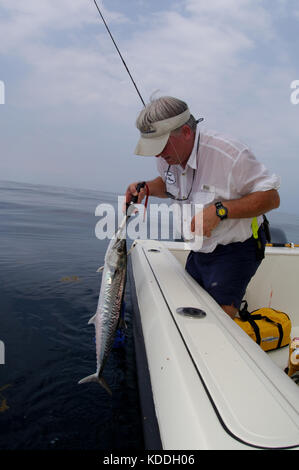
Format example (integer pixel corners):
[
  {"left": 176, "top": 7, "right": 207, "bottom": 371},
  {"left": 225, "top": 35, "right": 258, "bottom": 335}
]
[{"left": 129, "top": 240, "right": 299, "bottom": 450}]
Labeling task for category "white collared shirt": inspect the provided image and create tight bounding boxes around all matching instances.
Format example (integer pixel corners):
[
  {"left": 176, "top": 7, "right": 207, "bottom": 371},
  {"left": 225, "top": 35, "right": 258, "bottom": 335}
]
[{"left": 156, "top": 126, "right": 281, "bottom": 252}]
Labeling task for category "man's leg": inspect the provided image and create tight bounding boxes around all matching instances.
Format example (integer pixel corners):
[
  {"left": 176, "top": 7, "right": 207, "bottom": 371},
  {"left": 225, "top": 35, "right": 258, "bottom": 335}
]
[
  {"left": 186, "top": 229, "right": 266, "bottom": 320},
  {"left": 221, "top": 304, "right": 238, "bottom": 320}
]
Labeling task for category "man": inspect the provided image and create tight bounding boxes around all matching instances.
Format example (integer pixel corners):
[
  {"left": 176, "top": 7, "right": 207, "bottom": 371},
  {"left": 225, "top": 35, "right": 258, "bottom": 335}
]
[{"left": 125, "top": 96, "right": 280, "bottom": 319}]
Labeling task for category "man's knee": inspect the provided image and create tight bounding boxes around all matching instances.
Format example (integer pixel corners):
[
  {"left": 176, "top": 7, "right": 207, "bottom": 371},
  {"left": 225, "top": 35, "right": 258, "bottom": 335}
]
[{"left": 221, "top": 304, "right": 238, "bottom": 320}]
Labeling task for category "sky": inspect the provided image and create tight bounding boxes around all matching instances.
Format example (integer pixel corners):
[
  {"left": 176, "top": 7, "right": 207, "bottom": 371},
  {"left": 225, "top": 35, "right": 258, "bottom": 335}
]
[{"left": 0, "top": 0, "right": 299, "bottom": 213}]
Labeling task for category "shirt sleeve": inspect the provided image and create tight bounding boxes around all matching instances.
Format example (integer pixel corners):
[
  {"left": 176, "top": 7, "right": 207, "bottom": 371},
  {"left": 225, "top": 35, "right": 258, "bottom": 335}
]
[{"left": 230, "top": 148, "right": 281, "bottom": 196}]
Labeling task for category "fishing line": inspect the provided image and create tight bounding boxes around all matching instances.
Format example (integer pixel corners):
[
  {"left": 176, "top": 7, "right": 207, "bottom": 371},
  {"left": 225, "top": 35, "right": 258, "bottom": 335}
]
[
  {"left": 92, "top": 1, "right": 192, "bottom": 168},
  {"left": 93, "top": 3, "right": 190, "bottom": 189},
  {"left": 93, "top": 0, "right": 146, "bottom": 107}
]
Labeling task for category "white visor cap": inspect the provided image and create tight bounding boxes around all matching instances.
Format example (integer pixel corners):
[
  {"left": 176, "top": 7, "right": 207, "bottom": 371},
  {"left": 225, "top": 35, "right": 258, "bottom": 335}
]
[{"left": 134, "top": 109, "right": 191, "bottom": 156}]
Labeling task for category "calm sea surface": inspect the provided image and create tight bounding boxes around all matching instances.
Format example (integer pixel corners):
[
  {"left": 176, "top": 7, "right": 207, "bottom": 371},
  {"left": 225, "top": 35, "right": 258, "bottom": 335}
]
[
  {"left": 0, "top": 181, "right": 144, "bottom": 451},
  {"left": 0, "top": 180, "right": 299, "bottom": 451}
]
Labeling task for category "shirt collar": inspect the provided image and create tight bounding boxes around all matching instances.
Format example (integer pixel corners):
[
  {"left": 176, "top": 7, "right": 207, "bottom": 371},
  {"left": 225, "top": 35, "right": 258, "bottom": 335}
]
[{"left": 186, "top": 125, "right": 200, "bottom": 170}]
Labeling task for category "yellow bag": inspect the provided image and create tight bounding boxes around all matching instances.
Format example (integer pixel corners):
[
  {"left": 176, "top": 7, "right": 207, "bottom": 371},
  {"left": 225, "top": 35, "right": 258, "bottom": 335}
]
[{"left": 235, "top": 301, "right": 292, "bottom": 352}]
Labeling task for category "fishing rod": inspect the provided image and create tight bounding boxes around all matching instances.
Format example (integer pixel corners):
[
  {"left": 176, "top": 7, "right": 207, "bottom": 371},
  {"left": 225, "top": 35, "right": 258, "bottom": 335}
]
[
  {"left": 92, "top": 1, "right": 148, "bottom": 217},
  {"left": 93, "top": 0, "right": 146, "bottom": 107}
]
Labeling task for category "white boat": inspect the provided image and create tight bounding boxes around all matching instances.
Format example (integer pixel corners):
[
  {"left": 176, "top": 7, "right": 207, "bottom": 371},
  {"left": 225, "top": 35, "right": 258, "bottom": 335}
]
[{"left": 128, "top": 240, "right": 299, "bottom": 450}]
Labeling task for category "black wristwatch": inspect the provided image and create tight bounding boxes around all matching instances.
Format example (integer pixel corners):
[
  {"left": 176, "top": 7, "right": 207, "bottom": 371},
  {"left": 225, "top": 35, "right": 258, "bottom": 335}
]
[{"left": 215, "top": 201, "right": 228, "bottom": 220}]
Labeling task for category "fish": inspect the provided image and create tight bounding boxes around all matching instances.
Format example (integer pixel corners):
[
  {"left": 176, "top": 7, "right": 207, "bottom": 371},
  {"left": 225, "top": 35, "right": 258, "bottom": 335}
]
[{"left": 78, "top": 228, "right": 127, "bottom": 395}]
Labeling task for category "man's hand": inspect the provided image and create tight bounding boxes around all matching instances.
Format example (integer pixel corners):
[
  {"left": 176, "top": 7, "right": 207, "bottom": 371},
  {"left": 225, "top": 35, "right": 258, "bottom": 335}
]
[
  {"left": 124, "top": 177, "right": 168, "bottom": 213},
  {"left": 125, "top": 182, "right": 147, "bottom": 206},
  {"left": 123, "top": 182, "right": 147, "bottom": 214},
  {"left": 191, "top": 205, "right": 220, "bottom": 238}
]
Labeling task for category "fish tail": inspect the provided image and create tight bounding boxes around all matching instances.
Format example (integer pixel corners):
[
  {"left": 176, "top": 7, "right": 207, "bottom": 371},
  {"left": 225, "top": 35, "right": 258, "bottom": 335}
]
[
  {"left": 88, "top": 313, "right": 96, "bottom": 325},
  {"left": 78, "top": 373, "right": 112, "bottom": 395}
]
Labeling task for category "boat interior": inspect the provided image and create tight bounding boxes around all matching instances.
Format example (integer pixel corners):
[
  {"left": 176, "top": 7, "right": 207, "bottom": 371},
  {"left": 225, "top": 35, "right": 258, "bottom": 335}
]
[
  {"left": 171, "top": 244, "right": 299, "bottom": 373},
  {"left": 130, "top": 239, "right": 299, "bottom": 449}
]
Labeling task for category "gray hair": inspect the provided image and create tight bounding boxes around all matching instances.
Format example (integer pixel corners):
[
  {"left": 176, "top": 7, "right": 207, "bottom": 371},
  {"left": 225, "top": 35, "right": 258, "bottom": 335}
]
[{"left": 136, "top": 96, "right": 197, "bottom": 134}]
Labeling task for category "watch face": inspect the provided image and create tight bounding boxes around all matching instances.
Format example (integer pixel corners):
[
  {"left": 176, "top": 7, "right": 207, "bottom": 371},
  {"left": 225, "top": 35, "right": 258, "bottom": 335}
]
[
  {"left": 215, "top": 203, "right": 228, "bottom": 219},
  {"left": 218, "top": 207, "right": 227, "bottom": 217}
]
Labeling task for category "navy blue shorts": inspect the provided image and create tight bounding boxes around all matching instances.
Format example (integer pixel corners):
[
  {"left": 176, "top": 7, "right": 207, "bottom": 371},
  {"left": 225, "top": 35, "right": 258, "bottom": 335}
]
[{"left": 185, "top": 229, "right": 266, "bottom": 310}]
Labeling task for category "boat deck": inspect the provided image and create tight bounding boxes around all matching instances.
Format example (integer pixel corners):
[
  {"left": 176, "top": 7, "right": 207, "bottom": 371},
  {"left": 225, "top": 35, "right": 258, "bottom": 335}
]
[
  {"left": 171, "top": 242, "right": 299, "bottom": 373},
  {"left": 130, "top": 240, "right": 299, "bottom": 450}
]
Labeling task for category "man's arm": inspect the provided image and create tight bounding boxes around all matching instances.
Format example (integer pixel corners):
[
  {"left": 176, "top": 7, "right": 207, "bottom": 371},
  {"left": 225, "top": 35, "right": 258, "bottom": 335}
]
[
  {"left": 146, "top": 177, "right": 168, "bottom": 198},
  {"left": 222, "top": 189, "right": 280, "bottom": 218},
  {"left": 191, "top": 189, "right": 280, "bottom": 237}
]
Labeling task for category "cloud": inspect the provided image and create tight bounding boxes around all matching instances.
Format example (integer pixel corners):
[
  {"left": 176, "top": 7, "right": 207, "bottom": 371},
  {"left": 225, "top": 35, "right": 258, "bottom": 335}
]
[
  {"left": 0, "top": 0, "right": 299, "bottom": 212},
  {"left": 0, "top": 0, "right": 126, "bottom": 49},
  {"left": 0, "top": 0, "right": 133, "bottom": 108},
  {"left": 0, "top": 0, "right": 266, "bottom": 109},
  {"left": 0, "top": 0, "right": 293, "bottom": 114}
]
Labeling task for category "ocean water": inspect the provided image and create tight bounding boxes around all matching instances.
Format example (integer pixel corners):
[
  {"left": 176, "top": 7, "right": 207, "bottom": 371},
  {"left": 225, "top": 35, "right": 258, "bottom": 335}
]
[
  {"left": 0, "top": 181, "right": 144, "bottom": 451},
  {"left": 1, "top": 180, "right": 299, "bottom": 452}
]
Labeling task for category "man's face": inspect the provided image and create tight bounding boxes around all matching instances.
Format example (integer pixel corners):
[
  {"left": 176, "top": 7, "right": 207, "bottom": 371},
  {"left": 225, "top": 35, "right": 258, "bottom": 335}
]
[{"left": 155, "top": 125, "right": 194, "bottom": 166}]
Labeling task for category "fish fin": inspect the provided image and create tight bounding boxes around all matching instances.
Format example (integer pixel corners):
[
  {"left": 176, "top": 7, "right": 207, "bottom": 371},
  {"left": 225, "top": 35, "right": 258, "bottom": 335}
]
[
  {"left": 88, "top": 314, "right": 97, "bottom": 325},
  {"left": 96, "top": 266, "right": 104, "bottom": 273},
  {"left": 98, "top": 376, "right": 112, "bottom": 395},
  {"left": 78, "top": 374, "right": 112, "bottom": 395}
]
